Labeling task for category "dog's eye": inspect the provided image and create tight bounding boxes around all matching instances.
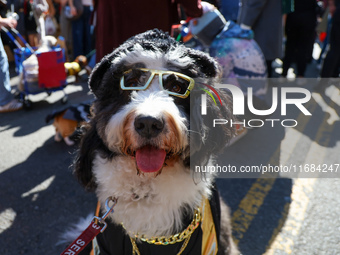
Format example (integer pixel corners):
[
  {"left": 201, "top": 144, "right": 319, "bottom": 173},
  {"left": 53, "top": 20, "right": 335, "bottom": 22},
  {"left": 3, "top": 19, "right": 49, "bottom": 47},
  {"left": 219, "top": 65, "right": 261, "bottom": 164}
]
[
  {"left": 123, "top": 70, "right": 150, "bottom": 88},
  {"left": 125, "top": 77, "right": 140, "bottom": 87},
  {"left": 162, "top": 74, "right": 187, "bottom": 94},
  {"left": 170, "top": 84, "right": 182, "bottom": 93}
]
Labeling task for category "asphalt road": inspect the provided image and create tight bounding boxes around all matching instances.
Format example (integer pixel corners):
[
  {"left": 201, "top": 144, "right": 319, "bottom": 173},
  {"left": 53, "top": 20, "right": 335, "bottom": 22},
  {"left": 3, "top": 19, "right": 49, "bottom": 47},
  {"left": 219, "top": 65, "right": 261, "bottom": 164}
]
[{"left": 1, "top": 62, "right": 340, "bottom": 255}]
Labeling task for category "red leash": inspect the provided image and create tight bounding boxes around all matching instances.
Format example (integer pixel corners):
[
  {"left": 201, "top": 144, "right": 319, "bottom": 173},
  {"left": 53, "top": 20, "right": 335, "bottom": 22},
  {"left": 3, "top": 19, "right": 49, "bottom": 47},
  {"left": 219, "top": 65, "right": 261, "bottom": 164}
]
[{"left": 60, "top": 197, "right": 118, "bottom": 255}]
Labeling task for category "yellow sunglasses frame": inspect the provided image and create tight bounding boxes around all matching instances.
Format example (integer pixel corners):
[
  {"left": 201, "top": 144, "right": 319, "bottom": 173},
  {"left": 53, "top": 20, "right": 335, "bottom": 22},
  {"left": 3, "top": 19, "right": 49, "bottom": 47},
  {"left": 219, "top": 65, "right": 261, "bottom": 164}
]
[{"left": 120, "top": 68, "right": 195, "bottom": 98}]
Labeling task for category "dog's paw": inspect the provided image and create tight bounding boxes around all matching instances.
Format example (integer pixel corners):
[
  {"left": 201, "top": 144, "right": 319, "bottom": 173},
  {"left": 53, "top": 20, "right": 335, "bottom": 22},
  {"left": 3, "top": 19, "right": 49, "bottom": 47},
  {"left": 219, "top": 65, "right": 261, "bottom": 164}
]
[
  {"left": 54, "top": 132, "right": 63, "bottom": 142},
  {"left": 64, "top": 136, "right": 75, "bottom": 146}
]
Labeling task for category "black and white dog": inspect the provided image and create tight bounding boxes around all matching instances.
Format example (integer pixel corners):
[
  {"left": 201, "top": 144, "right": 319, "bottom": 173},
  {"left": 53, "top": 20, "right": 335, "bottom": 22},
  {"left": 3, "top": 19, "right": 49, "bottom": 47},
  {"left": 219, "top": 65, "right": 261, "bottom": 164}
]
[{"left": 74, "top": 29, "right": 238, "bottom": 255}]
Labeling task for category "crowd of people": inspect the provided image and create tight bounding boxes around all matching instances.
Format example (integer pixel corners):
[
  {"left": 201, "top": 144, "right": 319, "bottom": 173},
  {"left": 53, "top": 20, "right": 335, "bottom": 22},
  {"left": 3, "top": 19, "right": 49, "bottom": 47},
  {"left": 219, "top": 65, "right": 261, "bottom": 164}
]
[{"left": 0, "top": 0, "right": 339, "bottom": 113}]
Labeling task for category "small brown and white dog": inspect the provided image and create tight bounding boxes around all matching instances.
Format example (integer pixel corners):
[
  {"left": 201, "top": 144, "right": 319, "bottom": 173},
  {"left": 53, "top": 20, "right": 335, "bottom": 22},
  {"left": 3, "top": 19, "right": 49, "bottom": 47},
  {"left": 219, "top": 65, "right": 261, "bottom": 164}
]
[
  {"left": 46, "top": 103, "right": 90, "bottom": 146},
  {"left": 64, "top": 55, "right": 92, "bottom": 81},
  {"left": 70, "top": 29, "right": 239, "bottom": 255}
]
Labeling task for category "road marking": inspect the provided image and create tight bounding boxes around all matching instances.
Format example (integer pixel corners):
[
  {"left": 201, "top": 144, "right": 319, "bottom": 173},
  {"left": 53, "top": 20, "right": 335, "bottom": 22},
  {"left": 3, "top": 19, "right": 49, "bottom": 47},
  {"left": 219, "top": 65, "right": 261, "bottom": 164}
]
[
  {"left": 21, "top": 175, "right": 55, "bottom": 201},
  {"left": 0, "top": 208, "right": 16, "bottom": 234},
  {"left": 312, "top": 92, "right": 339, "bottom": 125},
  {"left": 231, "top": 177, "right": 276, "bottom": 244},
  {"left": 231, "top": 95, "right": 318, "bottom": 245},
  {"left": 325, "top": 84, "right": 340, "bottom": 107},
  {"left": 265, "top": 87, "right": 338, "bottom": 254},
  {"left": 265, "top": 202, "right": 290, "bottom": 252},
  {"left": 265, "top": 178, "right": 316, "bottom": 255}
]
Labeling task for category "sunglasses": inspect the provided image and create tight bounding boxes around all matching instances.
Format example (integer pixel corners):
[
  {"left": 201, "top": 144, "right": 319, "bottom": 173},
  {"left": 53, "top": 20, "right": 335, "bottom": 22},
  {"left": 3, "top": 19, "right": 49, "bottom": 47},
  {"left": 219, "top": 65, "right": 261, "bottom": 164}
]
[{"left": 120, "top": 68, "right": 195, "bottom": 98}]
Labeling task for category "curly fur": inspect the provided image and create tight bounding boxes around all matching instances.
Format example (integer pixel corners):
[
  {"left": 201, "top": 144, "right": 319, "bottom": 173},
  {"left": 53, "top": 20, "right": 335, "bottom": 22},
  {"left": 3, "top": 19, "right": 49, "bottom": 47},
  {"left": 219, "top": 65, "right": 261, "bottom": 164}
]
[{"left": 73, "top": 29, "right": 238, "bottom": 254}]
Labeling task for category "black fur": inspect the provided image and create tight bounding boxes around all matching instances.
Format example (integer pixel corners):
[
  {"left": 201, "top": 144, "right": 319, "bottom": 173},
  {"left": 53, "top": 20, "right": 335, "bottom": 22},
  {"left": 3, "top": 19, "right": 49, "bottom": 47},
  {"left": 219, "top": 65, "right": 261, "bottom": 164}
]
[
  {"left": 75, "top": 29, "right": 235, "bottom": 187},
  {"left": 189, "top": 84, "right": 235, "bottom": 169},
  {"left": 73, "top": 29, "right": 238, "bottom": 254},
  {"left": 73, "top": 124, "right": 115, "bottom": 191}
]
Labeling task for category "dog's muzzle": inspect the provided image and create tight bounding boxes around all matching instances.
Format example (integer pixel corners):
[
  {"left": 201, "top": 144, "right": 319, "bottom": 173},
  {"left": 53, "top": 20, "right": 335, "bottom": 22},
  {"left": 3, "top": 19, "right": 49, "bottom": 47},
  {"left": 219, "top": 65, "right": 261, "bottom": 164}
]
[
  {"left": 134, "top": 115, "right": 164, "bottom": 139},
  {"left": 133, "top": 115, "right": 167, "bottom": 174}
]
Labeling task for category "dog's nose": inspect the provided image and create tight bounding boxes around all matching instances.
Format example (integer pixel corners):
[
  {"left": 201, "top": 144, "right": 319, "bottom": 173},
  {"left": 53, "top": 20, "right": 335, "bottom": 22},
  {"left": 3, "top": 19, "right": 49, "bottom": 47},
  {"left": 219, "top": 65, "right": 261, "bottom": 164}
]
[{"left": 134, "top": 116, "right": 164, "bottom": 138}]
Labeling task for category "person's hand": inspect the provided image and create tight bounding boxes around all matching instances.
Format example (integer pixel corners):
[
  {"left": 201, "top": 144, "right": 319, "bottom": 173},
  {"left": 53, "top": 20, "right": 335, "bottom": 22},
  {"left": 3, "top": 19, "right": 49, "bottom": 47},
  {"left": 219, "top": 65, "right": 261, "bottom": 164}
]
[
  {"left": 35, "top": 4, "right": 48, "bottom": 16},
  {"left": 70, "top": 5, "right": 77, "bottom": 16},
  {"left": 0, "top": 17, "right": 17, "bottom": 29}
]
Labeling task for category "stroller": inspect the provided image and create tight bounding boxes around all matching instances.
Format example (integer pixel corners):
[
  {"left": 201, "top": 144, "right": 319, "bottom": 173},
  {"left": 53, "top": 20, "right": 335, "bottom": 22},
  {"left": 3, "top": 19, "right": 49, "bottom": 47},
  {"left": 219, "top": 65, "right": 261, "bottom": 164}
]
[{"left": 2, "top": 27, "right": 68, "bottom": 108}]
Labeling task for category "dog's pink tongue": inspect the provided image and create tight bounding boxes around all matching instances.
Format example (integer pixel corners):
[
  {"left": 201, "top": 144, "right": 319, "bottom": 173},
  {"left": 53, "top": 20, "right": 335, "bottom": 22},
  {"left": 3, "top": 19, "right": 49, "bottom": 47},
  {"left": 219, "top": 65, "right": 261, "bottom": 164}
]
[{"left": 136, "top": 145, "right": 166, "bottom": 173}]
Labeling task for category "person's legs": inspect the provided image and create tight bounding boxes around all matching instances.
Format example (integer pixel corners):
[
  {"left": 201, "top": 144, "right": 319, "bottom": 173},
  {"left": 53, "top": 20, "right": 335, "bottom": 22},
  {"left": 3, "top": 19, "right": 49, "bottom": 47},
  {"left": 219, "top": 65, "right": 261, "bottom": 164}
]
[
  {"left": 282, "top": 16, "right": 298, "bottom": 77},
  {"left": 59, "top": 7, "right": 73, "bottom": 61},
  {"left": 315, "top": 9, "right": 340, "bottom": 92},
  {"left": 296, "top": 29, "right": 315, "bottom": 77},
  {"left": 266, "top": 60, "right": 273, "bottom": 78},
  {"left": 0, "top": 37, "right": 22, "bottom": 112},
  {"left": 332, "top": 57, "right": 340, "bottom": 77},
  {"left": 72, "top": 16, "right": 84, "bottom": 59},
  {"left": 83, "top": 6, "right": 93, "bottom": 56},
  {"left": 296, "top": 12, "right": 316, "bottom": 77},
  {"left": 317, "top": 15, "right": 332, "bottom": 64},
  {"left": 0, "top": 37, "right": 14, "bottom": 106},
  {"left": 321, "top": 8, "right": 340, "bottom": 78},
  {"left": 281, "top": 37, "right": 295, "bottom": 77},
  {"left": 321, "top": 45, "right": 340, "bottom": 77},
  {"left": 27, "top": 32, "right": 39, "bottom": 47}
]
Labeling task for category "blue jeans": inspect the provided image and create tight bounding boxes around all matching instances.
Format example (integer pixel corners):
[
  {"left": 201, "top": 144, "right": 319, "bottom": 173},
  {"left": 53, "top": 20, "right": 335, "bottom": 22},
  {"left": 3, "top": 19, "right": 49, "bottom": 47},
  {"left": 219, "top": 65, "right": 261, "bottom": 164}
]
[
  {"left": 71, "top": 5, "right": 93, "bottom": 59},
  {"left": 0, "top": 37, "right": 13, "bottom": 106}
]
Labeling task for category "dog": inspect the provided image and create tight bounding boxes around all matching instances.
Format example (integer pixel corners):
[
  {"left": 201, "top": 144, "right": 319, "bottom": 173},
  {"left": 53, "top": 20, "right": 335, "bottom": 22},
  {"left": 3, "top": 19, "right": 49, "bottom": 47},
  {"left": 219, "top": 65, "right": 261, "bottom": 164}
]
[
  {"left": 64, "top": 55, "right": 92, "bottom": 81},
  {"left": 46, "top": 103, "right": 91, "bottom": 146},
  {"left": 72, "top": 29, "right": 239, "bottom": 255}
]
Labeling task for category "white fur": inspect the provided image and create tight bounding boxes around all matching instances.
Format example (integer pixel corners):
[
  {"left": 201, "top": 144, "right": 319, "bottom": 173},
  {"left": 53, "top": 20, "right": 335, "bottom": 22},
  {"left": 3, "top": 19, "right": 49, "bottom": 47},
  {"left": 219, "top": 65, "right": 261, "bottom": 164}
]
[
  {"left": 93, "top": 153, "right": 213, "bottom": 238},
  {"left": 96, "top": 47, "right": 213, "bottom": 238},
  {"left": 112, "top": 44, "right": 193, "bottom": 71},
  {"left": 58, "top": 214, "right": 94, "bottom": 245},
  {"left": 100, "top": 83, "right": 207, "bottom": 238},
  {"left": 105, "top": 85, "right": 188, "bottom": 153}
]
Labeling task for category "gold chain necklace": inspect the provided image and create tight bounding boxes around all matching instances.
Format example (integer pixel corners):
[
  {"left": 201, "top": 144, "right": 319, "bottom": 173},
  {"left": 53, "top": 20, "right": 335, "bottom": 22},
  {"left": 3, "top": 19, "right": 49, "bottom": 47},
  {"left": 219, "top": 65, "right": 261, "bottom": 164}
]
[
  {"left": 130, "top": 235, "right": 191, "bottom": 255},
  {"left": 125, "top": 208, "right": 201, "bottom": 254}
]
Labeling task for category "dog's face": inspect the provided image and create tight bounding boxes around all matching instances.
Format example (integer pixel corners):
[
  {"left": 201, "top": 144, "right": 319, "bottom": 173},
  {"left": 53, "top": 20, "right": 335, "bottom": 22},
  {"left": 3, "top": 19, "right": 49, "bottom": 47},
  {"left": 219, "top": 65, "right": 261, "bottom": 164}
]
[
  {"left": 96, "top": 68, "right": 193, "bottom": 175},
  {"left": 75, "top": 29, "right": 234, "bottom": 191},
  {"left": 74, "top": 29, "right": 235, "bottom": 237},
  {"left": 74, "top": 55, "right": 88, "bottom": 68}
]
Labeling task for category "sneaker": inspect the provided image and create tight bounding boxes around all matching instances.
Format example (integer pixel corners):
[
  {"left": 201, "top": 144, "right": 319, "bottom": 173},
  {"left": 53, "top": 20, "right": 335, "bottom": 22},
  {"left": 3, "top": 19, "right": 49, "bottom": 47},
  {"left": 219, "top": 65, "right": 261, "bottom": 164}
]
[{"left": 0, "top": 99, "right": 23, "bottom": 113}]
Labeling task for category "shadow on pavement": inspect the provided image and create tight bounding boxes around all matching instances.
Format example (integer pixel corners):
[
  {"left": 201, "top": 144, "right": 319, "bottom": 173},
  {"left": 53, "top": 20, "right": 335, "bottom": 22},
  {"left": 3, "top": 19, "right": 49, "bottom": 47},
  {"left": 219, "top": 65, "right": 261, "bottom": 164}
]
[{"left": 0, "top": 136, "right": 97, "bottom": 255}]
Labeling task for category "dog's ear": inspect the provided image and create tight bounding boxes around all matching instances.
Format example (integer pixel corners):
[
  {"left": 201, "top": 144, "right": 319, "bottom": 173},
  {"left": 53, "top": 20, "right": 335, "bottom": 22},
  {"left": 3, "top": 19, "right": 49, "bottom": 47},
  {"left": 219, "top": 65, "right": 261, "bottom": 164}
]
[
  {"left": 189, "top": 88, "right": 235, "bottom": 166},
  {"left": 88, "top": 54, "right": 113, "bottom": 98},
  {"left": 208, "top": 89, "right": 235, "bottom": 146},
  {"left": 73, "top": 123, "right": 115, "bottom": 191},
  {"left": 187, "top": 48, "right": 221, "bottom": 78},
  {"left": 73, "top": 124, "right": 97, "bottom": 191}
]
